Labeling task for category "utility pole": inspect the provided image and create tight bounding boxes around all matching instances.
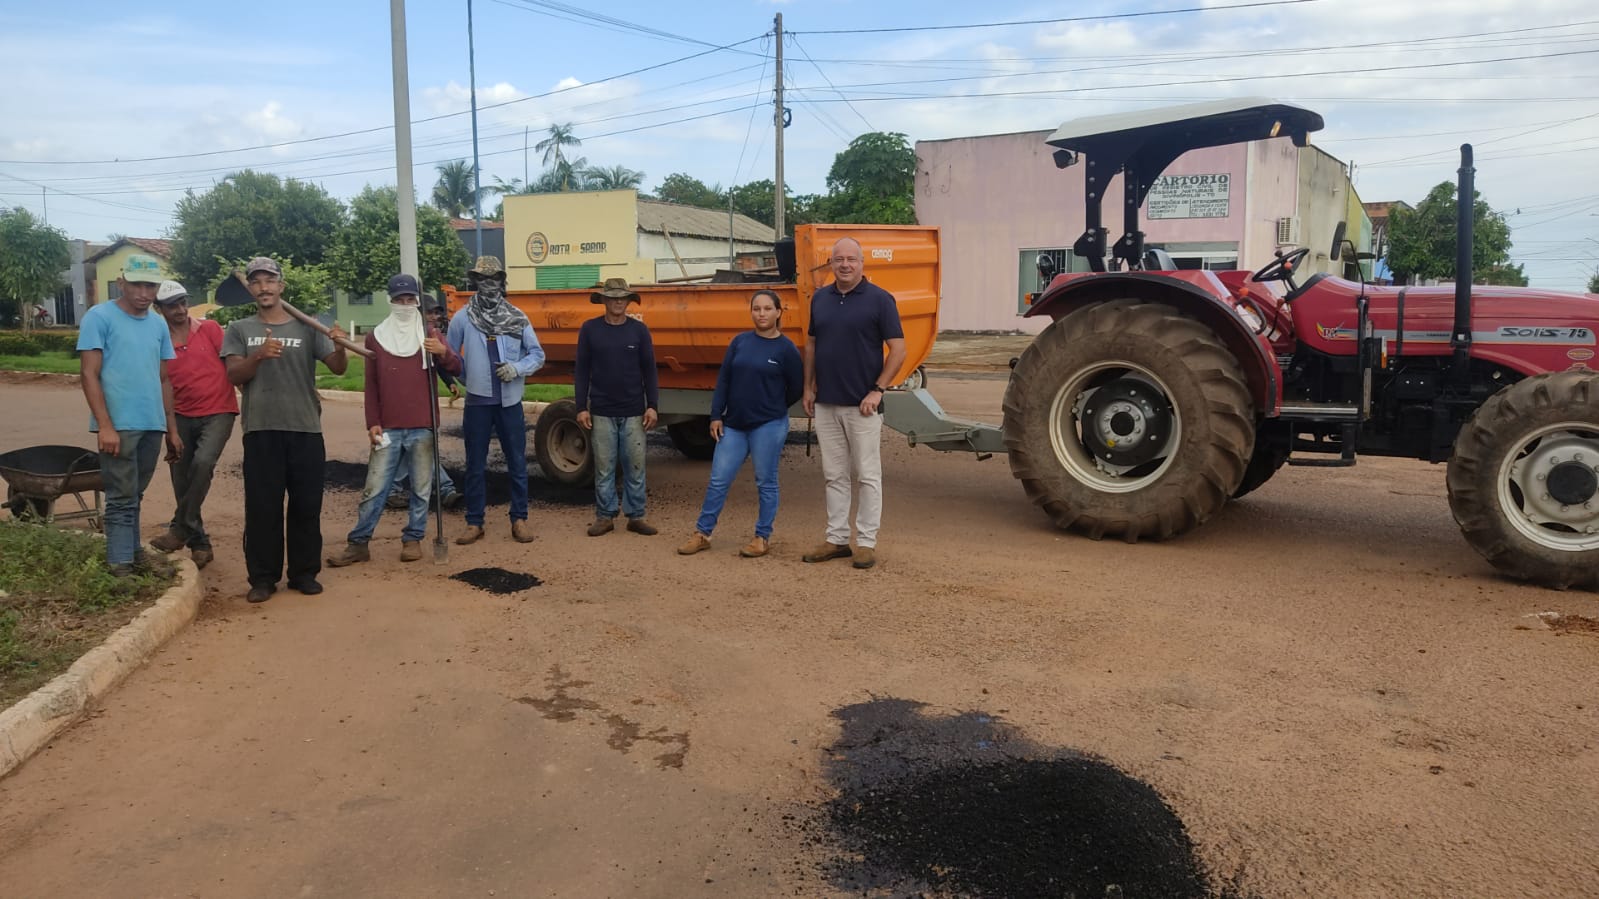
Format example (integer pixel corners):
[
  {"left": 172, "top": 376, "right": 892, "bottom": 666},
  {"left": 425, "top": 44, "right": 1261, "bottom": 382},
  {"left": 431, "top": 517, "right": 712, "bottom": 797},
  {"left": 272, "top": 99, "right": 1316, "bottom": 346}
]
[
  {"left": 773, "top": 13, "right": 785, "bottom": 238},
  {"left": 389, "top": 0, "right": 418, "bottom": 278},
  {"left": 524, "top": 126, "right": 530, "bottom": 187},
  {"left": 41, "top": 187, "right": 47, "bottom": 225},
  {"left": 467, "top": 0, "right": 484, "bottom": 257},
  {"left": 728, "top": 192, "right": 736, "bottom": 266}
]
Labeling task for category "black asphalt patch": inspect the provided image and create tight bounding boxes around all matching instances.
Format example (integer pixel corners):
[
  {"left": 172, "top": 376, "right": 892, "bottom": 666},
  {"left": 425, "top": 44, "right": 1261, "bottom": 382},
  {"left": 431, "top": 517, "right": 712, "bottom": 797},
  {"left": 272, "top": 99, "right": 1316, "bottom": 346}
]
[
  {"left": 450, "top": 567, "right": 542, "bottom": 594},
  {"left": 805, "top": 698, "right": 1232, "bottom": 898}
]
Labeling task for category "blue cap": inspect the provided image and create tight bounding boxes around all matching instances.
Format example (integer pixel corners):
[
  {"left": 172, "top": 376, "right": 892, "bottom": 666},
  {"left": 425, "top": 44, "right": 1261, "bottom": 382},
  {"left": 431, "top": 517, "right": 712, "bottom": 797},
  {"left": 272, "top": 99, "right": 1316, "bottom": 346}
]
[{"left": 387, "top": 273, "right": 421, "bottom": 298}]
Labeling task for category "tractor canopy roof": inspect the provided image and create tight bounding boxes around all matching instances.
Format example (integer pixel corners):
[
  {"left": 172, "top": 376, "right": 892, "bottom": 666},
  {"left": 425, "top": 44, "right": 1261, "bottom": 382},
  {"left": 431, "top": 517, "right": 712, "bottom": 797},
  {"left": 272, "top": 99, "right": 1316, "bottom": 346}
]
[{"left": 1045, "top": 97, "right": 1324, "bottom": 157}]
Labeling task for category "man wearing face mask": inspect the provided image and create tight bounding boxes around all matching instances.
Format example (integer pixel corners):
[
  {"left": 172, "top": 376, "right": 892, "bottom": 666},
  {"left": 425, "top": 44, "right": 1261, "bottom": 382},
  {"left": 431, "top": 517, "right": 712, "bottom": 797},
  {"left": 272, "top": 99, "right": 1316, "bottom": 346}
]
[
  {"left": 327, "top": 274, "right": 461, "bottom": 566},
  {"left": 446, "top": 256, "right": 545, "bottom": 545}
]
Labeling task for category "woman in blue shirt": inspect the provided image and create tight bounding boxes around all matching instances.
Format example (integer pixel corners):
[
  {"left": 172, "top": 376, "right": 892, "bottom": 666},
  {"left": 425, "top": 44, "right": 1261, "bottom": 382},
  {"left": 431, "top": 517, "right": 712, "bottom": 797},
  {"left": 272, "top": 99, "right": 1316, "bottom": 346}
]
[{"left": 678, "top": 290, "right": 803, "bottom": 558}]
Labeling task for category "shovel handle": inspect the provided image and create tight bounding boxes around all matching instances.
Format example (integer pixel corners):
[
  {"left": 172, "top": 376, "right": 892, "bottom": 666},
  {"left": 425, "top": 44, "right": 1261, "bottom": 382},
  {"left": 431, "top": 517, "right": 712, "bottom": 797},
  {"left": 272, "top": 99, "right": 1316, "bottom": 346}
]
[{"left": 281, "top": 301, "right": 373, "bottom": 359}]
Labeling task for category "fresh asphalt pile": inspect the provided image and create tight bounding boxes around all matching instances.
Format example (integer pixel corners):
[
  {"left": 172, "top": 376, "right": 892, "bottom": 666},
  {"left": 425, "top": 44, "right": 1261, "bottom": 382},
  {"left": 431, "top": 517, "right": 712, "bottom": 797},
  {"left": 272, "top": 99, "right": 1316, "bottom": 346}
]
[
  {"left": 805, "top": 699, "right": 1227, "bottom": 898},
  {"left": 449, "top": 567, "right": 543, "bottom": 594}
]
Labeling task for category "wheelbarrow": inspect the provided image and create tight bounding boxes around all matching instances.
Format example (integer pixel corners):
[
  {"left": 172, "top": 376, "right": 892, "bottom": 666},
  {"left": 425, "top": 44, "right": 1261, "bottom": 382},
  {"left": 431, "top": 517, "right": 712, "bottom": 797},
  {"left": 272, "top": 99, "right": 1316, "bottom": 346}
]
[{"left": 0, "top": 445, "right": 104, "bottom": 531}]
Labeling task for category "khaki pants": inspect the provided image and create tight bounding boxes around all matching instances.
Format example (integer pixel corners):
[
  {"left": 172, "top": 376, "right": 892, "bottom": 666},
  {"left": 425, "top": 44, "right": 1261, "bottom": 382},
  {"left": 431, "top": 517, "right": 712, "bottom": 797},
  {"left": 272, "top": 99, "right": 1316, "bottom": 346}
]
[{"left": 814, "top": 402, "right": 884, "bottom": 548}]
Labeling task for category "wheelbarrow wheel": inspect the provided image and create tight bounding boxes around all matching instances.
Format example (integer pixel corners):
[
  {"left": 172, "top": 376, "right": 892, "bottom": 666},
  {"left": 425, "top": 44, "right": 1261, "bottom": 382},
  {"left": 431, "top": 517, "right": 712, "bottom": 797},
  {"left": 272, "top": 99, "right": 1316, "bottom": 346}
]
[{"left": 5, "top": 485, "right": 51, "bottom": 521}]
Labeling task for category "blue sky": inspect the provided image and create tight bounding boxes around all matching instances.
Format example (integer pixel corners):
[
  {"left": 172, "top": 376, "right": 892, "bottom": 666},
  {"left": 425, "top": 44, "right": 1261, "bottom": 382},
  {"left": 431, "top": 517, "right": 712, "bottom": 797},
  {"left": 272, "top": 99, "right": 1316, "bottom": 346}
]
[{"left": 2, "top": 0, "right": 1596, "bottom": 291}]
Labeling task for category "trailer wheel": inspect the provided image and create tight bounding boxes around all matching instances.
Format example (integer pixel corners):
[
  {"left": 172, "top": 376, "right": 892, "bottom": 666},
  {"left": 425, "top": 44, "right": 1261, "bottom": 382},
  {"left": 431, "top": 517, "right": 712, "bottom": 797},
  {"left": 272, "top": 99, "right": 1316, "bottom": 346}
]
[
  {"left": 1447, "top": 371, "right": 1599, "bottom": 589},
  {"left": 899, "top": 365, "right": 928, "bottom": 391},
  {"left": 667, "top": 417, "right": 717, "bottom": 461},
  {"left": 533, "top": 399, "right": 594, "bottom": 486},
  {"left": 1001, "top": 301, "right": 1254, "bottom": 542}
]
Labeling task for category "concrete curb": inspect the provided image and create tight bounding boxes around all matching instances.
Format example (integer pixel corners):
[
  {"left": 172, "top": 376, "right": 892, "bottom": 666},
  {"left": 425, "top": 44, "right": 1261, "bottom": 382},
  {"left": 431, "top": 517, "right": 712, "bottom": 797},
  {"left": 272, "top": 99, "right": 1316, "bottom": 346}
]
[{"left": 0, "top": 559, "right": 202, "bottom": 779}]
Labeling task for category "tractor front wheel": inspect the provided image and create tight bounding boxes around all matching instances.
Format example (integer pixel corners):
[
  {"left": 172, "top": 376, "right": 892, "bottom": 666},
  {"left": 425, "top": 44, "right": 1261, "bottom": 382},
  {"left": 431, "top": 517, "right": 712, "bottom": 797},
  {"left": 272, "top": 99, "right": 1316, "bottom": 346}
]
[
  {"left": 1001, "top": 301, "right": 1255, "bottom": 542},
  {"left": 1447, "top": 371, "right": 1599, "bottom": 589}
]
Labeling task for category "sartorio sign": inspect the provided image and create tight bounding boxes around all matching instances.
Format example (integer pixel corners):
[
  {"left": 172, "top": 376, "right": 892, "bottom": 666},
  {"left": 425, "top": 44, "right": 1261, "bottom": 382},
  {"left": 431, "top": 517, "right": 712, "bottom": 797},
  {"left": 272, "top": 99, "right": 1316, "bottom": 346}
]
[{"left": 1147, "top": 173, "right": 1230, "bottom": 220}]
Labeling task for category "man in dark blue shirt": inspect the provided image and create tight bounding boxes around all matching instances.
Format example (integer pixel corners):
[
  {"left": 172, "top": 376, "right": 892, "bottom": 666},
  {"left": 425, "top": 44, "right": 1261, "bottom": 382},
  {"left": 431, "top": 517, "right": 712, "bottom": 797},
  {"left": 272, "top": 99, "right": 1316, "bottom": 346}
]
[
  {"left": 575, "top": 278, "right": 660, "bottom": 537},
  {"left": 801, "top": 237, "right": 906, "bottom": 570}
]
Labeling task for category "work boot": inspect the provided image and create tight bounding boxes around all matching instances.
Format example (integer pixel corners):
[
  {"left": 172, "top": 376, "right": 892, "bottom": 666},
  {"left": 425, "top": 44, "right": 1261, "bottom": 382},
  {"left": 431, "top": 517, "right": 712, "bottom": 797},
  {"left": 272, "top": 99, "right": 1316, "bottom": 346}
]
[
  {"left": 587, "top": 517, "right": 615, "bottom": 537},
  {"left": 108, "top": 562, "right": 137, "bottom": 578},
  {"left": 442, "top": 491, "right": 464, "bottom": 511},
  {"left": 327, "top": 542, "right": 371, "bottom": 567},
  {"left": 626, "top": 518, "right": 658, "bottom": 536},
  {"left": 852, "top": 547, "right": 877, "bottom": 570},
  {"left": 740, "top": 536, "right": 769, "bottom": 558},
  {"left": 385, "top": 493, "right": 408, "bottom": 511},
  {"left": 512, "top": 519, "right": 535, "bottom": 544},
  {"left": 400, "top": 541, "right": 422, "bottom": 562},
  {"left": 191, "top": 547, "right": 214, "bottom": 569},
  {"left": 149, "top": 530, "right": 185, "bottom": 553},
  {"left": 455, "top": 525, "right": 486, "bottom": 545},
  {"left": 802, "top": 542, "right": 852, "bottom": 563},
  {"left": 288, "top": 578, "right": 324, "bottom": 595},
  {"left": 133, "top": 551, "right": 177, "bottom": 578},
  {"left": 677, "top": 533, "right": 711, "bottom": 555},
  {"left": 246, "top": 584, "right": 275, "bottom": 604}
]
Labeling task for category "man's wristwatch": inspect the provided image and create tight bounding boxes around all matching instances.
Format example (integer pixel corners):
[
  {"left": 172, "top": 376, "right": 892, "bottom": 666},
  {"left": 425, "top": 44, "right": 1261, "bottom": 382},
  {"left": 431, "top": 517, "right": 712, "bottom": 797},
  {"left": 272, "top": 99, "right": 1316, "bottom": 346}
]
[{"left": 867, "top": 386, "right": 885, "bottom": 395}]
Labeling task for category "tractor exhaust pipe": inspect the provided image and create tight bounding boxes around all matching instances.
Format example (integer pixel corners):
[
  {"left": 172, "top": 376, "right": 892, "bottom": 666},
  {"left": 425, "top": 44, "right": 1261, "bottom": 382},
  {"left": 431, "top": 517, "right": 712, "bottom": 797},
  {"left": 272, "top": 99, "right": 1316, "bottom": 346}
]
[{"left": 1451, "top": 144, "right": 1474, "bottom": 379}]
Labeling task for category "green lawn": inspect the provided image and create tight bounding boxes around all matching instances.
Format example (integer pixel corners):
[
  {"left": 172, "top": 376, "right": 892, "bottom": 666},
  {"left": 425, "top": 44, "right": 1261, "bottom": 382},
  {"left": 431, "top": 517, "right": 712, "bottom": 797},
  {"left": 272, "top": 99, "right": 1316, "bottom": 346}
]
[{"left": 0, "top": 352, "right": 574, "bottom": 403}]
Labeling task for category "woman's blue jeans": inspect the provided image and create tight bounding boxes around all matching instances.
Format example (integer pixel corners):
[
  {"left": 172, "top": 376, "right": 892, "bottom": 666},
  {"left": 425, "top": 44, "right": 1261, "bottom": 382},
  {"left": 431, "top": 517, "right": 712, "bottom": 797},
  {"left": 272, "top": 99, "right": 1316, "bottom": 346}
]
[{"left": 694, "top": 417, "right": 788, "bottom": 539}]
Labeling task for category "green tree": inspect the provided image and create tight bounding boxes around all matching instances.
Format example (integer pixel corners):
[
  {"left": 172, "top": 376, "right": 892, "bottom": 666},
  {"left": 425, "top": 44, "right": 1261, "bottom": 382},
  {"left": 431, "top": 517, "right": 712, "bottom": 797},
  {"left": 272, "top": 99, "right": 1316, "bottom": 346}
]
[
  {"left": 1477, "top": 262, "right": 1528, "bottom": 287},
  {"left": 584, "top": 164, "right": 644, "bottom": 191},
  {"left": 0, "top": 208, "right": 70, "bottom": 334},
  {"left": 168, "top": 170, "right": 344, "bottom": 289},
  {"left": 820, "top": 131, "right": 917, "bottom": 225},
  {"left": 726, "top": 180, "right": 820, "bottom": 237},
  {"left": 431, "top": 159, "right": 479, "bottom": 219},
  {"left": 1385, "top": 181, "right": 1514, "bottom": 284},
  {"left": 207, "top": 256, "right": 335, "bottom": 327},
  {"left": 1587, "top": 269, "right": 1599, "bottom": 294},
  {"left": 535, "top": 123, "right": 582, "bottom": 170},
  {"left": 325, "top": 185, "right": 472, "bottom": 298},
  {"left": 653, "top": 173, "right": 724, "bottom": 209}
]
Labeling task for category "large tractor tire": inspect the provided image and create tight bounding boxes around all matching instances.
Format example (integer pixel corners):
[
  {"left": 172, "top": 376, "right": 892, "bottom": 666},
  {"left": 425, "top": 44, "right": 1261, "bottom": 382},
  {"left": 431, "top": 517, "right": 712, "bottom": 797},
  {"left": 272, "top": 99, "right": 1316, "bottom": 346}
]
[
  {"left": 533, "top": 399, "right": 594, "bottom": 486},
  {"left": 667, "top": 417, "right": 717, "bottom": 461},
  {"left": 1001, "top": 301, "right": 1255, "bottom": 542},
  {"left": 1446, "top": 371, "right": 1599, "bottom": 589}
]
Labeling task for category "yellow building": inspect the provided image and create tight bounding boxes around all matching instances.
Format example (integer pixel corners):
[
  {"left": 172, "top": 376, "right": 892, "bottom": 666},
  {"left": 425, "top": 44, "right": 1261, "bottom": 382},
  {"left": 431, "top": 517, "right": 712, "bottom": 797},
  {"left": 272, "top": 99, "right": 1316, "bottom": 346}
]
[
  {"left": 502, "top": 189, "right": 776, "bottom": 291},
  {"left": 84, "top": 238, "right": 175, "bottom": 306}
]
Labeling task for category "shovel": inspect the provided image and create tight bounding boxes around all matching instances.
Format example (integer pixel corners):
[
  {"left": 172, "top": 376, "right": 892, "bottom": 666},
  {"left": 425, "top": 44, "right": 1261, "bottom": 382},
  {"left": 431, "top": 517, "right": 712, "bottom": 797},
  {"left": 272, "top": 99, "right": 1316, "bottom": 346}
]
[
  {"left": 424, "top": 336, "right": 449, "bottom": 565},
  {"left": 214, "top": 270, "right": 373, "bottom": 359}
]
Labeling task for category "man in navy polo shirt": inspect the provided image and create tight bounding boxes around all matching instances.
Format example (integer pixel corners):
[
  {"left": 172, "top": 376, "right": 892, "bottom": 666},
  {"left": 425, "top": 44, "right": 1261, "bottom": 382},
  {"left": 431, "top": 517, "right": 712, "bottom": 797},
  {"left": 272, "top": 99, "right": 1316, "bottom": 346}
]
[{"left": 801, "top": 237, "right": 906, "bottom": 570}]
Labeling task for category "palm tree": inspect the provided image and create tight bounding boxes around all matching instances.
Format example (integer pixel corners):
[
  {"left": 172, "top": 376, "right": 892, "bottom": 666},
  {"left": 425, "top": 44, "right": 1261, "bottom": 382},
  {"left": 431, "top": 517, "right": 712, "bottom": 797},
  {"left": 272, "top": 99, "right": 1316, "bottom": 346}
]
[
  {"left": 489, "top": 175, "right": 529, "bottom": 197},
  {"left": 431, "top": 159, "right": 478, "bottom": 218},
  {"left": 535, "top": 123, "right": 582, "bottom": 170},
  {"left": 584, "top": 164, "right": 645, "bottom": 191}
]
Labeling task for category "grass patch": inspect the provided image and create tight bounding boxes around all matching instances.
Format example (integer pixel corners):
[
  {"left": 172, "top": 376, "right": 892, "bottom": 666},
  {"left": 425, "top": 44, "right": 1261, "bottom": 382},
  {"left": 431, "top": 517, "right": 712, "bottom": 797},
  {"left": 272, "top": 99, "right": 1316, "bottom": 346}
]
[
  {"left": 0, "top": 521, "right": 175, "bottom": 707},
  {"left": 0, "top": 351, "right": 80, "bottom": 375},
  {"left": 315, "top": 356, "right": 573, "bottom": 403}
]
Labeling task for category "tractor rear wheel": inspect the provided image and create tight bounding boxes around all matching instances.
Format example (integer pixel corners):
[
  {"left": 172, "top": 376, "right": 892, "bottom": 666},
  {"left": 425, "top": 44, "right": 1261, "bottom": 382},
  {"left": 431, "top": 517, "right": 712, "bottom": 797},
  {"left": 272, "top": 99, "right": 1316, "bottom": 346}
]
[
  {"left": 1446, "top": 371, "right": 1599, "bottom": 589},
  {"left": 1001, "top": 301, "right": 1254, "bottom": 542}
]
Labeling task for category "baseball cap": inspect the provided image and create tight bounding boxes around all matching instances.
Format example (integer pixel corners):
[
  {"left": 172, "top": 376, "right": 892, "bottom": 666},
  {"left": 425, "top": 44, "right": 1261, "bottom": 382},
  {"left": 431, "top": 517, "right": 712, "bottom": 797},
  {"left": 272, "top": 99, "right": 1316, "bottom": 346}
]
[
  {"left": 244, "top": 256, "right": 283, "bottom": 278},
  {"left": 154, "top": 281, "right": 189, "bottom": 305},
  {"left": 387, "top": 273, "right": 421, "bottom": 298},
  {"left": 122, "top": 254, "right": 163, "bottom": 284}
]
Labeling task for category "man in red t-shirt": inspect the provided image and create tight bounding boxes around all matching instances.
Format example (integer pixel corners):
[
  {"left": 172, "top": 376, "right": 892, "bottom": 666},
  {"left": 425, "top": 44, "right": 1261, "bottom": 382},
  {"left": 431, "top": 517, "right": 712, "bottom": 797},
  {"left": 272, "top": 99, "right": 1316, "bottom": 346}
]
[{"left": 149, "top": 281, "right": 239, "bottom": 569}]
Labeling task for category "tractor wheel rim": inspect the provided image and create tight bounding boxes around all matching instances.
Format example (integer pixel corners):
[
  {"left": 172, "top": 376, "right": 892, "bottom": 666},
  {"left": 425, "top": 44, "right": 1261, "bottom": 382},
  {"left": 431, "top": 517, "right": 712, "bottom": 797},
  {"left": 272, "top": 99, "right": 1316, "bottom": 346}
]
[
  {"left": 1499, "top": 422, "right": 1599, "bottom": 552},
  {"left": 546, "top": 419, "right": 589, "bottom": 474},
  {"left": 1047, "top": 361, "right": 1181, "bottom": 493}
]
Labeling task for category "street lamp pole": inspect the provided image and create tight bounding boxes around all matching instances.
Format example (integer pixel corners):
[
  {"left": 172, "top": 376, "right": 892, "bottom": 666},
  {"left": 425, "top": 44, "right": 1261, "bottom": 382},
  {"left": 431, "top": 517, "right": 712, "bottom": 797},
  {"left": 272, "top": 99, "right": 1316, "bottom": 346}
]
[
  {"left": 467, "top": 0, "right": 484, "bottom": 257},
  {"left": 389, "top": 0, "right": 419, "bottom": 277}
]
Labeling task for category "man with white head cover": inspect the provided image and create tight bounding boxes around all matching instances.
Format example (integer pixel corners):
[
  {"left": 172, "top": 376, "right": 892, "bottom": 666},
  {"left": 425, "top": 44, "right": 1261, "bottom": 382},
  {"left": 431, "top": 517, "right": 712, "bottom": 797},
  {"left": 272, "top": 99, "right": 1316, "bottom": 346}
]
[{"left": 327, "top": 274, "right": 461, "bottom": 566}]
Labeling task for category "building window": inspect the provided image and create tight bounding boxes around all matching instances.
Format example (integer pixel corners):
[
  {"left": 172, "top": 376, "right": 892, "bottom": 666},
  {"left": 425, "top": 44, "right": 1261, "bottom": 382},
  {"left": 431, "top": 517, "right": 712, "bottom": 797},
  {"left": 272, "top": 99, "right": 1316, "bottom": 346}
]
[
  {"left": 1017, "top": 248, "right": 1091, "bottom": 313},
  {"left": 1149, "top": 241, "right": 1238, "bottom": 271},
  {"left": 107, "top": 281, "right": 121, "bottom": 301}
]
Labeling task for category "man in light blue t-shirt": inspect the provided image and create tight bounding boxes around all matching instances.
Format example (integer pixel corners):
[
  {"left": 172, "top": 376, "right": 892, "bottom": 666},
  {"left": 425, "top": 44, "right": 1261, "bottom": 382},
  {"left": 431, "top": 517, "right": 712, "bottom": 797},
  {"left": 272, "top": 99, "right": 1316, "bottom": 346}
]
[{"left": 77, "top": 253, "right": 182, "bottom": 577}]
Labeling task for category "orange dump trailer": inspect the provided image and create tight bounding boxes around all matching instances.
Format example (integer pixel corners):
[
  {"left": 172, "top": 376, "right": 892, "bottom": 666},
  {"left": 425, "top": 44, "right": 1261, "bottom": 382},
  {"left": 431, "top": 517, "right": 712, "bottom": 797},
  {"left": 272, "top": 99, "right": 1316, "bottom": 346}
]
[{"left": 442, "top": 224, "right": 943, "bottom": 483}]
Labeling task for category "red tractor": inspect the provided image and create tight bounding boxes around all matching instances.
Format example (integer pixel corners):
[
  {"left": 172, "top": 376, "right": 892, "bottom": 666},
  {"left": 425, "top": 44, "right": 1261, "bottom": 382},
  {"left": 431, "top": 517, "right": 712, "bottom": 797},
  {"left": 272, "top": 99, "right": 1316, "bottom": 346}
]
[{"left": 1003, "top": 99, "right": 1599, "bottom": 589}]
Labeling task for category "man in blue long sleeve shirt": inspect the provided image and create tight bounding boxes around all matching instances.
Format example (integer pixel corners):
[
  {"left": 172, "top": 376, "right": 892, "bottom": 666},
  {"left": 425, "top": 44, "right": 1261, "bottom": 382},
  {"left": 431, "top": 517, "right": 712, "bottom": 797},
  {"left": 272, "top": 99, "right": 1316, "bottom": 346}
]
[
  {"left": 446, "top": 256, "right": 545, "bottom": 545},
  {"left": 574, "top": 278, "right": 659, "bottom": 537}
]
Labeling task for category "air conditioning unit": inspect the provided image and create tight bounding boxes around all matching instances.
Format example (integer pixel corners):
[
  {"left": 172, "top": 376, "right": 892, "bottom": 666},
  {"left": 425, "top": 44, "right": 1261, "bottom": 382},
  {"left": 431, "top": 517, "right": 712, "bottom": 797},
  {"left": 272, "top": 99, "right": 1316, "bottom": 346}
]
[{"left": 1276, "top": 216, "right": 1300, "bottom": 245}]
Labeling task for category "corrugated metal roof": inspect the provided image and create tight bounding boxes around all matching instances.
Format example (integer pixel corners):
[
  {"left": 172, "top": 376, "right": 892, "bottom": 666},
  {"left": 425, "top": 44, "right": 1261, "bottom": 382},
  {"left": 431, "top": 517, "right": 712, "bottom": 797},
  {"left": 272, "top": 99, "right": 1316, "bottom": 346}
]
[{"left": 636, "top": 199, "right": 775, "bottom": 244}]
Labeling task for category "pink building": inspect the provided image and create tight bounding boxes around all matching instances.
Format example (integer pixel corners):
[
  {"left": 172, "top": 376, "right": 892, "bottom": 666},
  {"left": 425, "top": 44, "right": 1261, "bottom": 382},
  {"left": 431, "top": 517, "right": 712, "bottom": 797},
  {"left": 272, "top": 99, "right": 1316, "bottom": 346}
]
[{"left": 915, "top": 130, "right": 1336, "bottom": 333}]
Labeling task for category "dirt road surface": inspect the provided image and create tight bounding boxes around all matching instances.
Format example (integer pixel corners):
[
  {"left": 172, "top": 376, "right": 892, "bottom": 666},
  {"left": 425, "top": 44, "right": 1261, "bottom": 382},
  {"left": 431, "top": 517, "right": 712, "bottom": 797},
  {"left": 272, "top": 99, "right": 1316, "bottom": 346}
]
[{"left": 1, "top": 373, "right": 1595, "bottom": 898}]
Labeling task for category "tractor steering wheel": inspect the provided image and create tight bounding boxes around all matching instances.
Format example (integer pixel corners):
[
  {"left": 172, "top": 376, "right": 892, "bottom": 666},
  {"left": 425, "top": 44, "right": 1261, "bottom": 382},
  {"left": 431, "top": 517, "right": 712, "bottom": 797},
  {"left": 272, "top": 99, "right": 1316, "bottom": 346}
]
[{"left": 1250, "top": 246, "right": 1312, "bottom": 293}]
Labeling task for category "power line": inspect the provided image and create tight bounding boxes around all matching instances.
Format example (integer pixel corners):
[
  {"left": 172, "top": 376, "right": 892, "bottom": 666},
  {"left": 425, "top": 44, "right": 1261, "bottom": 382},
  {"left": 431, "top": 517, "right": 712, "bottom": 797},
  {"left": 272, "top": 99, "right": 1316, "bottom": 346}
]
[
  {"left": 492, "top": 0, "right": 764, "bottom": 55},
  {"left": 788, "top": 34, "right": 874, "bottom": 133},
  {"left": 732, "top": 37, "right": 772, "bottom": 185},
  {"left": 789, "top": 0, "right": 1319, "bottom": 35}
]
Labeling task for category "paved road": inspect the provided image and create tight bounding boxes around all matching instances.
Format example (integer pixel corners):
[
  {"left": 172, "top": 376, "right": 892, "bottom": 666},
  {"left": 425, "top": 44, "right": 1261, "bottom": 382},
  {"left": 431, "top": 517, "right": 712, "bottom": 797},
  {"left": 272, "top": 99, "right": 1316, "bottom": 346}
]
[{"left": 0, "top": 374, "right": 1594, "bottom": 897}]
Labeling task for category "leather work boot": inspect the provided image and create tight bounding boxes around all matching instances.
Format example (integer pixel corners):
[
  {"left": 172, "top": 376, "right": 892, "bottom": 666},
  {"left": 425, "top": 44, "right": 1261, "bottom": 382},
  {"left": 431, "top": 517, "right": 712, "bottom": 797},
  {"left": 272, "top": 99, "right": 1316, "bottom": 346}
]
[
  {"left": 455, "top": 525, "right": 486, "bottom": 545},
  {"left": 587, "top": 517, "right": 615, "bottom": 537},
  {"left": 512, "top": 520, "right": 535, "bottom": 544},
  {"left": 626, "top": 518, "right": 658, "bottom": 536},
  {"left": 852, "top": 547, "right": 877, "bottom": 570},
  {"left": 802, "top": 542, "right": 852, "bottom": 563},
  {"left": 149, "top": 530, "right": 185, "bottom": 553},
  {"left": 677, "top": 533, "right": 711, "bottom": 555},
  {"left": 740, "top": 536, "right": 769, "bottom": 558},
  {"left": 246, "top": 584, "right": 275, "bottom": 604},
  {"left": 400, "top": 541, "right": 422, "bottom": 562},
  {"left": 191, "top": 547, "right": 214, "bottom": 569},
  {"left": 327, "top": 543, "right": 371, "bottom": 567}
]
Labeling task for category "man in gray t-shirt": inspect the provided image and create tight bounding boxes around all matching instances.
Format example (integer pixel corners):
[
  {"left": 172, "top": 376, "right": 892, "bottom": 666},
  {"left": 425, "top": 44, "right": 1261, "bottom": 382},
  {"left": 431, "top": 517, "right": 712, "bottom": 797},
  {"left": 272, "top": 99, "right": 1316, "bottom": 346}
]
[{"left": 221, "top": 257, "right": 348, "bottom": 603}]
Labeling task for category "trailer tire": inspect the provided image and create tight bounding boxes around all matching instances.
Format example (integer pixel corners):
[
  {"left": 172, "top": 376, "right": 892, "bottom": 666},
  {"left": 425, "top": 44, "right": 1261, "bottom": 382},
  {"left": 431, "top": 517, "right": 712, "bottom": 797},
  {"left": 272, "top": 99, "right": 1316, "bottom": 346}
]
[
  {"left": 533, "top": 399, "right": 594, "bottom": 486},
  {"left": 1001, "top": 301, "right": 1254, "bottom": 542},
  {"left": 1446, "top": 371, "right": 1599, "bottom": 589},
  {"left": 668, "top": 417, "right": 717, "bottom": 461}
]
